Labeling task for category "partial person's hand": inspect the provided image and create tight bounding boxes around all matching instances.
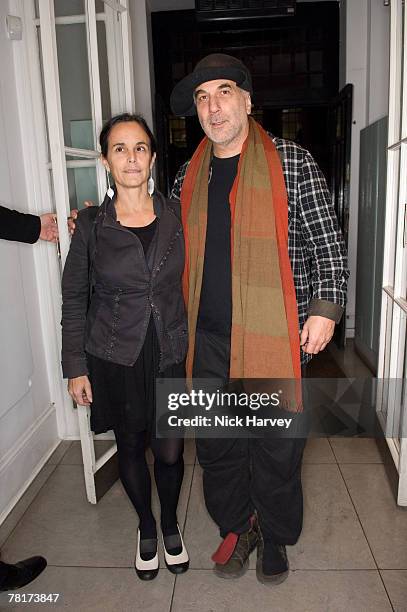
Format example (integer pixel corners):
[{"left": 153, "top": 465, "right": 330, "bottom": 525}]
[
  {"left": 300, "top": 316, "right": 335, "bottom": 355},
  {"left": 67, "top": 200, "right": 95, "bottom": 236},
  {"left": 39, "top": 213, "right": 59, "bottom": 242},
  {"left": 68, "top": 375, "right": 93, "bottom": 406}
]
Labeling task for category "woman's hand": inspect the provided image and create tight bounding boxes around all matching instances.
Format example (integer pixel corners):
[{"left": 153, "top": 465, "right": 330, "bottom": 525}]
[{"left": 68, "top": 375, "right": 93, "bottom": 406}]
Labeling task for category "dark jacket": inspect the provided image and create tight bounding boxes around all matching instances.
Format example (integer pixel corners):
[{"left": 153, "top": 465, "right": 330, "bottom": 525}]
[
  {"left": 61, "top": 189, "right": 187, "bottom": 379},
  {"left": 0, "top": 205, "right": 41, "bottom": 243}
]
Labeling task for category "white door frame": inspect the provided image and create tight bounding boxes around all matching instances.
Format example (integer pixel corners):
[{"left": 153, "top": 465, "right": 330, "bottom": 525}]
[
  {"left": 19, "top": 0, "right": 134, "bottom": 503},
  {"left": 377, "top": 0, "right": 407, "bottom": 506}
]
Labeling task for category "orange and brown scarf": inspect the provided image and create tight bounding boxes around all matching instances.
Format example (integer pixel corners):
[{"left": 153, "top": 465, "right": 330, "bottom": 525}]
[{"left": 181, "top": 118, "right": 301, "bottom": 409}]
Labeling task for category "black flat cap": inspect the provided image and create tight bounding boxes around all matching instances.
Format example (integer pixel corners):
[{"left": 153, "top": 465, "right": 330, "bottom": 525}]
[{"left": 170, "top": 53, "right": 252, "bottom": 117}]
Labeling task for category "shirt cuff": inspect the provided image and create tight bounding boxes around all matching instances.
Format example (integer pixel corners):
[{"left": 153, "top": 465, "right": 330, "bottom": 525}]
[
  {"left": 307, "top": 298, "right": 344, "bottom": 324},
  {"left": 61, "top": 359, "right": 89, "bottom": 379}
]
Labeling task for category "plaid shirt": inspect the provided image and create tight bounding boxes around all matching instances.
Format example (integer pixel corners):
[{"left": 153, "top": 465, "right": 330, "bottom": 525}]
[{"left": 170, "top": 134, "right": 349, "bottom": 364}]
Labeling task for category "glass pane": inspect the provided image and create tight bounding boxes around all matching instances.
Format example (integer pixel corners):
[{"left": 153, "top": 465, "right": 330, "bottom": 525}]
[
  {"left": 70, "top": 119, "right": 94, "bottom": 151},
  {"left": 56, "top": 23, "right": 93, "bottom": 148},
  {"left": 386, "top": 148, "right": 401, "bottom": 290},
  {"left": 35, "top": 0, "right": 85, "bottom": 18},
  {"left": 295, "top": 51, "right": 307, "bottom": 73},
  {"left": 97, "top": 21, "right": 112, "bottom": 121},
  {"left": 55, "top": 0, "right": 84, "bottom": 17},
  {"left": 309, "top": 50, "right": 323, "bottom": 72},
  {"left": 35, "top": 1, "right": 106, "bottom": 19},
  {"left": 67, "top": 166, "right": 99, "bottom": 210},
  {"left": 272, "top": 52, "right": 291, "bottom": 74}
]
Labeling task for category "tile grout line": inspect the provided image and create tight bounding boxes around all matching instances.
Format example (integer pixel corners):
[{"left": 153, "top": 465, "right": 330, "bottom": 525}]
[
  {"left": 335, "top": 462, "right": 395, "bottom": 612},
  {"left": 169, "top": 443, "right": 197, "bottom": 612},
  {"left": 32, "top": 564, "right": 407, "bottom": 571},
  {"left": 327, "top": 437, "right": 340, "bottom": 464}
]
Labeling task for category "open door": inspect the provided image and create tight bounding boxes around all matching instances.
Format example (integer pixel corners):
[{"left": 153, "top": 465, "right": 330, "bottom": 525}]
[
  {"left": 29, "top": 0, "right": 134, "bottom": 503},
  {"left": 327, "top": 84, "right": 353, "bottom": 348},
  {"left": 377, "top": 0, "right": 407, "bottom": 506}
]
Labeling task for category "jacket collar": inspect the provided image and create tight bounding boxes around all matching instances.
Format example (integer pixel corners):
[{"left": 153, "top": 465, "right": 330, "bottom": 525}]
[{"left": 98, "top": 187, "right": 180, "bottom": 276}]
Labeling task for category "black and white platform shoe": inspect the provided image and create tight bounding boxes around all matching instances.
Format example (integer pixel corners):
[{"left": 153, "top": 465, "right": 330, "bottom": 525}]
[
  {"left": 162, "top": 525, "right": 189, "bottom": 574},
  {"left": 134, "top": 530, "right": 159, "bottom": 580}
]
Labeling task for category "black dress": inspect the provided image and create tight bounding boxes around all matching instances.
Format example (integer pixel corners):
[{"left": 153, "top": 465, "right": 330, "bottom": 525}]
[{"left": 86, "top": 218, "right": 185, "bottom": 434}]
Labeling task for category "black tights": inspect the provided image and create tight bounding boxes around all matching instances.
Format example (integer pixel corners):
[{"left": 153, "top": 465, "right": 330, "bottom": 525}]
[{"left": 114, "top": 428, "right": 184, "bottom": 540}]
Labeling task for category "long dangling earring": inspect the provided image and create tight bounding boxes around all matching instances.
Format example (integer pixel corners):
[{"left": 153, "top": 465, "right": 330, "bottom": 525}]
[
  {"left": 147, "top": 172, "right": 155, "bottom": 197},
  {"left": 105, "top": 166, "right": 114, "bottom": 198}
]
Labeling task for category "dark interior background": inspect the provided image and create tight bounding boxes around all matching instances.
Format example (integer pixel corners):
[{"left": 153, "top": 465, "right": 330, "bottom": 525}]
[{"left": 152, "top": 1, "right": 339, "bottom": 193}]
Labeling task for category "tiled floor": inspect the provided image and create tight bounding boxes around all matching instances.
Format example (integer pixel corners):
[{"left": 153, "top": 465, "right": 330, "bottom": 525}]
[
  {"left": 1, "top": 344, "right": 406, "bottom": 611},
  {"left": 0, "top": 437, "right": 406, "bottom": 611}
]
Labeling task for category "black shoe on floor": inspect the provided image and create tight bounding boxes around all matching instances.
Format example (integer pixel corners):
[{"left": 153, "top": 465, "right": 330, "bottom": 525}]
[
  {"left": 134, "top": 530, "right": 159, "bottom": 581},
  {"left": 0, "top": 557, "right": 47, "bottom": 591},
  {"left": 162, "top": 525, "right": 189, "bottom": 575},
  {"left": 256, "top": 535, "right": 289, "bottom": 586}
]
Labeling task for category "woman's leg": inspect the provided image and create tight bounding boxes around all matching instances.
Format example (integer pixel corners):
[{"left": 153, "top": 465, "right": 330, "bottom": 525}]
[
  {"left": 114, "top": 428, "right": 157, "bottom": 550},
  {"left": 150, "top": 436, "right": 184, "bottom": 551}
]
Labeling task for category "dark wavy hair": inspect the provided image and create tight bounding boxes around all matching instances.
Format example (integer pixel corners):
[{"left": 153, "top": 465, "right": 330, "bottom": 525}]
[{"left": 99, "top": 113, "right": 157, "bottom": 158}]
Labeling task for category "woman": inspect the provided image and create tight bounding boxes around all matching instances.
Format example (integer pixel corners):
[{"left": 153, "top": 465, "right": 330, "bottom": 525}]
[{"left": 61, "top": 113, "right": 189, "bottom": 580}]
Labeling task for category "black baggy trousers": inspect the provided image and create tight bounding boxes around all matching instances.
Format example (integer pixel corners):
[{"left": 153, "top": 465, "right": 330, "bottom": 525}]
[{"left": 193, "top": 330, "right": 306, "bottom": 545}]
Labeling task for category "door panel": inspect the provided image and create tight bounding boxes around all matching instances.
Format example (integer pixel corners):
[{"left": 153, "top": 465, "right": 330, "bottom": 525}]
[
  {"left": 33, "top": 0, "right": 133, "bottom": 502},
  {"left": 328, "top": 83, "right": 353, "bottom": 348}
]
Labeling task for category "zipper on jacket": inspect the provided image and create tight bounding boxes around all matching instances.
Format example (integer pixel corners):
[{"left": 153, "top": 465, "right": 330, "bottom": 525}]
[{"left": 152, "top": 227, "right": 182, "bottom": 279}]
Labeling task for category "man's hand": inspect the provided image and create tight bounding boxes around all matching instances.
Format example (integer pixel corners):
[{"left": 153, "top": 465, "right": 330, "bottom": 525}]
[
  {"left": 300, "top": 315, "right": 335, "bottom": 355},
  {"left": 39, "top": 213, "right": 59, "bottom": 242},
  {"left": 68, "top": 375, "right": 93, "bottom": 406},
  {"left": 68, "top": 200, "right": 95, "bottom": 236}
]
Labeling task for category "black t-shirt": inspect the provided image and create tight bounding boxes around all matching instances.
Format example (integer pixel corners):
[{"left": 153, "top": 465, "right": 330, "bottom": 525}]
[
  {"left": 124, "top": 217, "right": 158, "bottom": 255},
  {"left": 197, "top": 154, "right": 240, "bottom": 336}
]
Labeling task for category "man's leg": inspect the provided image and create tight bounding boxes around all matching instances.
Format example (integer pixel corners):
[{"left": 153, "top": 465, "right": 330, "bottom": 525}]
[
  {"left": 193, "top": 330, "right": 257, "bottom": 577},
  {"left": 197, "top": 437, "right": 252, "bottom": 537},
  {"left": 250, "top": 434, "right": 306, "bottom": 585},
  {"left": 251, "top": 437, "right": 306, "bottom": 544},
  {"left": 251, "top": 365, "right": 311, "bottom": 584}
]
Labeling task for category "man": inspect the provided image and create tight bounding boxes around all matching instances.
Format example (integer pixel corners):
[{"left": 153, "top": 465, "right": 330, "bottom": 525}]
[
  {"left": 169, "top": 54, "right": 349, "bottom": 585},
  {"left": 0, "top": 205, "right": 58, "bottom": 243},
  {"left": 0, "top": 204, "right": 57, "bottom": 591}
]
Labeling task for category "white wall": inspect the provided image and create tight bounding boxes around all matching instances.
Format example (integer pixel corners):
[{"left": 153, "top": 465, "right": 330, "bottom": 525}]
[
  {"left": 129, "top": 1, "right": 155, "bottom": 130},
  {"left": 366, "top": 0, "right": 390, "bottom": 125},
  {"left": 345, "top": 0, "right": 390, "bottom": 337},
  {"left": 0, "top": 0, "right": 60, "bottom": 525}
]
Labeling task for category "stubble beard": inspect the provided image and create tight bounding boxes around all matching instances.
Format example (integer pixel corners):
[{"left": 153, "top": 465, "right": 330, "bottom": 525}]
[{"left": 200, "top": 117, "right": 244, "bottom": 148}]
